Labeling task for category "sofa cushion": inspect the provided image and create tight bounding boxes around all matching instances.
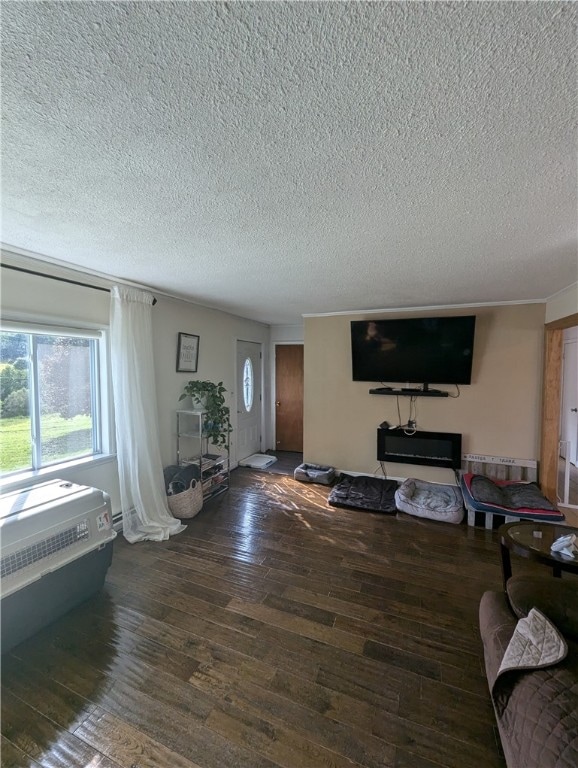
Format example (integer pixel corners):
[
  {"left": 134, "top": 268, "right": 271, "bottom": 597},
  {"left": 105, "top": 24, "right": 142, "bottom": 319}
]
[{"left": 507, "top": 576, "right": 578, "bottom": 642}]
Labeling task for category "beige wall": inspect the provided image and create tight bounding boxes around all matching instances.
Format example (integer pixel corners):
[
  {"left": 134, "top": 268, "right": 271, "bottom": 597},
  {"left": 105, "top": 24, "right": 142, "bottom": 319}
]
[
  {"left": 151, "top": 294, "right": 270, "bottom": 467},
  {"left": 1, "top": 253, "right": 270, "bottom": 514},
  {"left": 304, "top": 304, "right": 546, "bottom": 483}
]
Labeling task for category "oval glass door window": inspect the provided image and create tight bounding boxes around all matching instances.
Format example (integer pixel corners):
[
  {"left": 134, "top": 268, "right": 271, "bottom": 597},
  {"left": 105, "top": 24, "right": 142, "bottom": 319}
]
[{"left": 243, "top": 357, "right": 254, "bottom": 412}]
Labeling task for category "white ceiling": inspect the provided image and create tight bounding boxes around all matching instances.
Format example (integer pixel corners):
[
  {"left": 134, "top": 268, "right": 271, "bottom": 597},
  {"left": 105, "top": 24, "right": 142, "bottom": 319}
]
[{"left": 1, "top": 2, "right": 576, "bottom": 325}]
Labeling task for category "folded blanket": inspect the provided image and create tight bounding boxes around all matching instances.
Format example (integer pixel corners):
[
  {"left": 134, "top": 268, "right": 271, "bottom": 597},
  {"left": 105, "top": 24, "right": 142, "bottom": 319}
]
[{"left": 492, "top": 607, "right": 567, "bottom": 716}]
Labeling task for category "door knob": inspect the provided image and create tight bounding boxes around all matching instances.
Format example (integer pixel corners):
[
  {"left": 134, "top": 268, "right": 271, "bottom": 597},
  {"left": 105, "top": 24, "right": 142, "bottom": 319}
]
[
  {"left": 571, "top": 408, "right": 577, "bottom": 413},
  {"left": 275, "top": 401, "right": 280, "bottom": 407}
]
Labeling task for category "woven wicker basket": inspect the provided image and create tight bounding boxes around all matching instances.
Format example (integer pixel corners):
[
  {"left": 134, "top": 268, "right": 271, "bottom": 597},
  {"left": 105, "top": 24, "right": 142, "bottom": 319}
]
[{"left": 167, "top": 479, "right": 203, "bottom": 519}]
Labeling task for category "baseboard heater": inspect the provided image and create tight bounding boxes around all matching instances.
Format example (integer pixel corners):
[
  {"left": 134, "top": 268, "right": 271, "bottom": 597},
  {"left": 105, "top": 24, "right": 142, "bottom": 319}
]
[
  {"left": 0, "top": 479, "right": 116, "bottom": 653},
  {"left": 377, "top": 428, "right": 462, "bottom": 470}
]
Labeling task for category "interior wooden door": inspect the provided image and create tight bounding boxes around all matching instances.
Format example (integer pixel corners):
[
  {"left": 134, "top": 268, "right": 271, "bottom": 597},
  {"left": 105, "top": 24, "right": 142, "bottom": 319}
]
[{"left": 275, "top": 344, "right": 303, "bottom": 452}]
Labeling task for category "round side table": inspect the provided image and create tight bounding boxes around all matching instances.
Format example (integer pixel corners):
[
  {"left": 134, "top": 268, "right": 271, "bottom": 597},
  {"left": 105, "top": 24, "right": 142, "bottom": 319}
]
[{"left": 498, "top": 521, "right": 578, "bottom": 590}]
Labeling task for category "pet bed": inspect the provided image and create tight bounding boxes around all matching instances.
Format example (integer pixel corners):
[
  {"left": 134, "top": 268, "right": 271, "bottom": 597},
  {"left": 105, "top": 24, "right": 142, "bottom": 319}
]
[
  {"left": 395, "top": 479, "right": 464, "bottom": 524},
  {"left": 460, "top": 473, "right": 564, "bottom": 523},
  {"left": 328, "top": 474, "right": 398, "bottom": 514},
  {"left": 294, "top": 463, "right": 336, "bottom": 486},
  {"left": 238, "top": 454, "right": 277, "bottom": 469}
]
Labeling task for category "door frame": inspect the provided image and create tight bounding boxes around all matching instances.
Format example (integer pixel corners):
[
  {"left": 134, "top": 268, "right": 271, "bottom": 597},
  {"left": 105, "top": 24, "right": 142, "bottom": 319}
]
[
  {"left": 540, "top": 312, "right": 578, "bottom": 502},
  {"left": 233, "top": 338, "right": 265, "bottom": 468},
  {"left": 272, "top": 341, "right": 304, "bottom": 452}
]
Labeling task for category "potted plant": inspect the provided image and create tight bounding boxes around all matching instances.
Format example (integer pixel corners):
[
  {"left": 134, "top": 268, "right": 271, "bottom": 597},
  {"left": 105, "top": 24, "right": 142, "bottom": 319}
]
[{"left": 179, "top": 380, "right": 232, "bottom": 448}]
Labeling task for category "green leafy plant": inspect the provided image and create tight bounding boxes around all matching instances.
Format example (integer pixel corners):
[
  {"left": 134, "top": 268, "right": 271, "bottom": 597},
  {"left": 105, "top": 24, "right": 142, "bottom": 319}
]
[{"left": 179, "top": 380, "right": 232, "bottom": 448}]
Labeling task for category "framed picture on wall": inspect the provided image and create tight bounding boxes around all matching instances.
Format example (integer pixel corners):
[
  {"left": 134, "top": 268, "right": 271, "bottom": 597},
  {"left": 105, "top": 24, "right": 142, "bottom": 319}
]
[{"left": 176, "top": 333, "right": 199, "bottom": 372}]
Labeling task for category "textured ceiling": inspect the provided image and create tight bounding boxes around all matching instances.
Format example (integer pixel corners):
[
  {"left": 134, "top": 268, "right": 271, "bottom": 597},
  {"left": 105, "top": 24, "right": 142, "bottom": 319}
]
[{"left": 2, "top": 1, "right": 577, "bottom": 325}]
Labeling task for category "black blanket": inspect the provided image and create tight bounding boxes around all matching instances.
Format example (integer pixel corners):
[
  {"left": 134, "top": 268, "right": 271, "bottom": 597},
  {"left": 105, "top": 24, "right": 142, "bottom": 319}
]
[{"left": 328, "top": 474, "right": 398, "bottom": 513}]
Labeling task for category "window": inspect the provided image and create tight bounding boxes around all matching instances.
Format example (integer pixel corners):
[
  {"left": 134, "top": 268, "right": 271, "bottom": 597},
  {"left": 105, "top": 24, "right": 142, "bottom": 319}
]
[
  {"left": 0, "top": 327, "right": 103, "bottom": 475},
  {"left": 243, "top": 357, "right": 254, "bottom": 412}
]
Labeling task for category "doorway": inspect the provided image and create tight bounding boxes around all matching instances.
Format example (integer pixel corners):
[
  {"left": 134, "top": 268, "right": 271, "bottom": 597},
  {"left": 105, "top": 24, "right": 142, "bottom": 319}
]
[
  {"left": 558, "top": 328, "right": 578, "bottom": 506},
  {"left": 274, "top": 344, "right": 304, "bottom": 452},
  {"left": 541, "top": 313, "right": 578, "bottom": 517},
  {"left": 560, "top": 331, "right": 578, "bottom": 464},
  {"left": 236, "top": 340, "right": 262, "bottom": 462}
]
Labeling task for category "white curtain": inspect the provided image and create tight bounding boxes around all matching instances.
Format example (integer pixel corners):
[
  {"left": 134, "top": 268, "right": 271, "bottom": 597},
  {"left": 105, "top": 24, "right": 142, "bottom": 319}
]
[{"left": 110, "top": 285, "right": 186, "bottom": 543}]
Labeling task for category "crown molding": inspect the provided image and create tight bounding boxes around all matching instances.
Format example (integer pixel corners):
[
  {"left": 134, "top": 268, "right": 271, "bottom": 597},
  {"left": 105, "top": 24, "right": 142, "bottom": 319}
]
[
  {"left": 545, "top": 281, "right": 578, "bottom": 302},
  {"left": 302, "top": 298, "right": 546, "bottom": 319}
]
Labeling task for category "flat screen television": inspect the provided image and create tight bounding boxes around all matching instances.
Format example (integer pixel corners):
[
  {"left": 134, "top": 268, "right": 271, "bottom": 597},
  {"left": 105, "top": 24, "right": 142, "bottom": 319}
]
[{"left": 351, "top": 315, "right": 476, "bottom": 386}]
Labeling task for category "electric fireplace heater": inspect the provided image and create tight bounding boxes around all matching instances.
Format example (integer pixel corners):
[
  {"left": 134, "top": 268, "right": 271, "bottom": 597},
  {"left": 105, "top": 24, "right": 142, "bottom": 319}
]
[{"left": 377, "top": 428, "right": 462, "bottom": 470}]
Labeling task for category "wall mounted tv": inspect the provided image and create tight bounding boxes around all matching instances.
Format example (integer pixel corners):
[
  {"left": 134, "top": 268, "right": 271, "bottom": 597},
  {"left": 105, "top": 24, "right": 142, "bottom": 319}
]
[{"left": 351, "top": 315, "right": 476, "bottom": 387}]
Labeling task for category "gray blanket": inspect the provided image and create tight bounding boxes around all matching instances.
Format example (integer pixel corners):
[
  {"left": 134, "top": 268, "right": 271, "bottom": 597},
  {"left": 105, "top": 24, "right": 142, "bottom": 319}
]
[
  {"left": 470, "top": 475, "right": 557, "bottom": 511},
  {"left": 328, "top": 474, "right": 398, "bottom": 513}
]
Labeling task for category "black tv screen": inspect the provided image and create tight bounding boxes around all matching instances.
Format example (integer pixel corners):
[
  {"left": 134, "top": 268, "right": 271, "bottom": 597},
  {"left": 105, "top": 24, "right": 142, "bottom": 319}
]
[{"left": 351, "top": 315, "right": 476, "bottom": 385}]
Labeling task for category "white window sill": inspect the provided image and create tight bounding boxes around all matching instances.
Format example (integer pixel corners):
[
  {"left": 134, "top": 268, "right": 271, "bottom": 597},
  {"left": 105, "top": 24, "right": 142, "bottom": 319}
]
[{"left": 0, "top": 454, "right": 117, "bottom": 494}]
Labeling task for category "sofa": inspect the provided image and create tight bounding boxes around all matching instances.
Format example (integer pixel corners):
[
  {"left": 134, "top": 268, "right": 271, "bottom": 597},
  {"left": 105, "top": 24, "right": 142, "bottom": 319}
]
[{"left": 479, "top": 576, "right": 578, "bottom": 768}]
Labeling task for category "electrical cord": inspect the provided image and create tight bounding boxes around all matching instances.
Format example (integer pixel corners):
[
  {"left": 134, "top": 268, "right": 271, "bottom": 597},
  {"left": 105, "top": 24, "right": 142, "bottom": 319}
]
[
  {"left": 448, "top": 385, "right": 461, "bottom": 398},
  {"left": 392, "top": 394, "right": 419, "bottom": 434},
  {"left": 402, "top": 395, "right": 417, "bottom": 435}
]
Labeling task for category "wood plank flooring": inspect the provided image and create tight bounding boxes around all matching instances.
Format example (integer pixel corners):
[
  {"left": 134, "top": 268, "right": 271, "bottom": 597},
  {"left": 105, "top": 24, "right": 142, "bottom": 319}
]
[
  {"left": 260, "top": 451, "right": 304, "bottom": 476},
  {"left": 3, "top": 467, "right": 545, "bottom": 768}
]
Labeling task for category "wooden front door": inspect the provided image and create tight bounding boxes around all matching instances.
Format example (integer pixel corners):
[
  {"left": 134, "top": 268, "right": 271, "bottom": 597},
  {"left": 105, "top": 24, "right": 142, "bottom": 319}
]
[{"left": 275, "top": 344, "right": 303, "bottom": 452}]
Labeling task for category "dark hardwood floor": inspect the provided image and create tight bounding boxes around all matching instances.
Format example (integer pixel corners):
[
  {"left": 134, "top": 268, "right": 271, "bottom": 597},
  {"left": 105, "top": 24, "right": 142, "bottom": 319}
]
[
  {"left": 261, "top": 451, "right": 304, "bottom": 476},
  {"left": 3, "top": 467, "right": 546, "bottom": 768}
]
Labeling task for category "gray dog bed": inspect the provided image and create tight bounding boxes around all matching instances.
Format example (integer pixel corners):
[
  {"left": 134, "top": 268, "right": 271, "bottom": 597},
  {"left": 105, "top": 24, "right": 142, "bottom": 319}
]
[
  {"left": 395, "top": 478, "right": 464, "bottom": 524},
  {"left": 294, "top": 463, "right": 336, "bottom": 485}
]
